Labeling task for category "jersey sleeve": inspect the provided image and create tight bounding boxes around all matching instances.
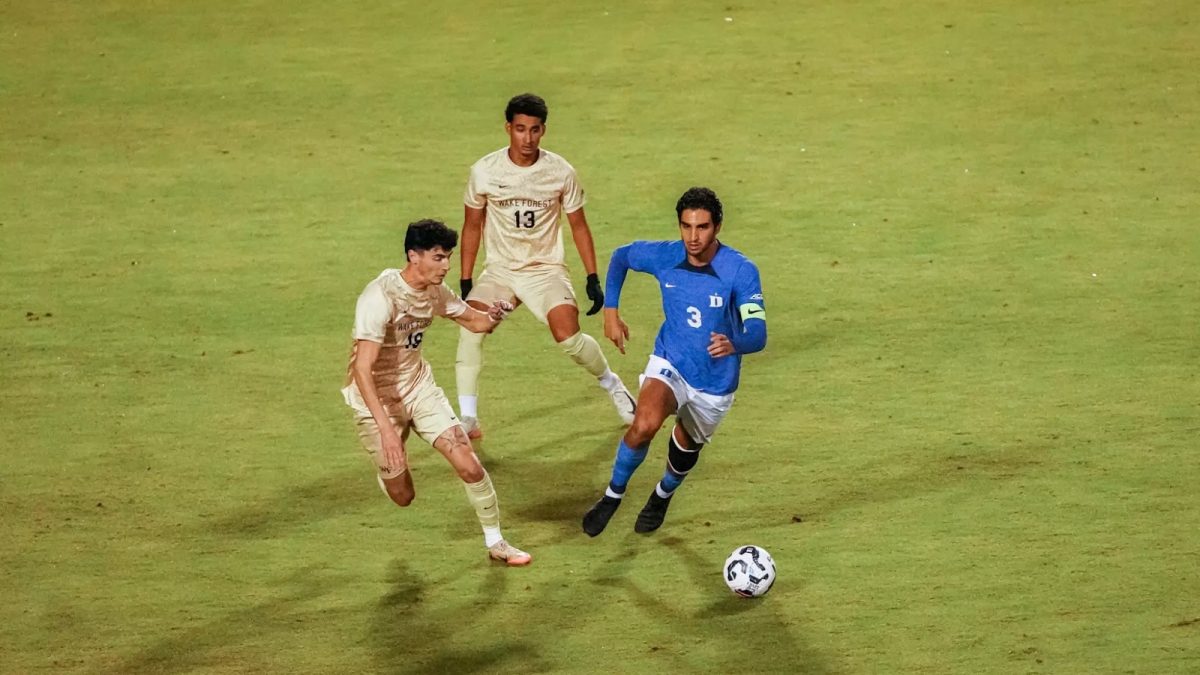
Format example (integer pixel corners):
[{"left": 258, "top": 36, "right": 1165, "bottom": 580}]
[
  {"left": 561, "top": 163, "right": 585, "bottom": 214},
  {"left": 604, "top": 240, "right": 674, "bottom": 308},
  {"left": 353, "top": 283, "right": 391, "bottom": 343},
  {"left": 733, "top": 260, "right": 765, "bottom": 320},
  {"left": 730, "top": 260, "right": 767, "bottom": 354},
  {"left": 463, "top": 163, "right": 488, "bottom": 210},
  {"left": 436, "top": 283, "right": 470, "bottom": 318},
  {"left": 624, "top": 240, "right": 674, "bottom": 272}
]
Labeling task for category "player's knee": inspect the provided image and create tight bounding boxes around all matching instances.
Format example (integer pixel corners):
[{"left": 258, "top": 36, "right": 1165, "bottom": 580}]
[
  {"left": 625, "top": 419, "right": 659, "bottom": 447},
  {"left": 458, "top": 465, "right": 485, "bottom": 483},
  {"left": 380, "top": 476, "right": 415, "bottom": 507},
  {"left": 453, "top": 448, "right": 485, "bottom": 483},
  {"left": 557, "top": 331, "right": 585, "bottom": 356},
  {"left": 388, "top": 491, "right": 414, "bottom": 507}
]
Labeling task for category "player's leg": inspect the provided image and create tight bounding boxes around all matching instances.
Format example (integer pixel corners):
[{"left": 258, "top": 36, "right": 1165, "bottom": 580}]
[
  {"left": 634, "top": 424, "right": 701, "bottom": 533},
  {"left": 582, "top": 359, "right": 682, "bottom": 536},
  {"left": 415, "top": 382, "right": 530, "bottom": 565},
  {"left": 455, "top": 299, "right": 488, "bottom": 438},
  {"left": 531, "top": 268, "right": 635, "bottom": 425},
  {"left": 355, "top": 415, "right": 416, "bottom": 506},
  {"left": 455, "top": 269, "right": 520, "bottom": 440},
  {"left": 634, "top": 389, "right": 732, "bottom": 533}
]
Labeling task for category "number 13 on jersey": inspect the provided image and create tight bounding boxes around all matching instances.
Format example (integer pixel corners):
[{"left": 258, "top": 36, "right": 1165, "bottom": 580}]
[{"left": 513, "top": 210, "right": 535, "bottom": 228}]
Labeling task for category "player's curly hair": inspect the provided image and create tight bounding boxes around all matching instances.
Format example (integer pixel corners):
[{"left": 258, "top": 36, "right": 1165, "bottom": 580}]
[
  {"left": 404, "top": 219, "right": 458, "bottom": 253},
  {"left": 505, "top": 93, "right": 548, "bottom": 123},
  {"left": 675, "top": 187, "right": 723, "bottom": 225}
]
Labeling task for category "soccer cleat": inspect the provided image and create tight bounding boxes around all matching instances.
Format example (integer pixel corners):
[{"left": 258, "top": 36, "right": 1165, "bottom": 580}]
[
  {"left": 487, "top": 540, "right": 532, "bottom": 566},
  {"left": 582, "top": 495, "right": 622, "bottom": 537},
  {"left": 633, "top": 491, "right": 673, "bottom": 533},
  {"left": 461, "top": 416, "right": 483, "bottom": 441},
  {"left": 609, "top": 385, "right": 636, "bottom": 425}
]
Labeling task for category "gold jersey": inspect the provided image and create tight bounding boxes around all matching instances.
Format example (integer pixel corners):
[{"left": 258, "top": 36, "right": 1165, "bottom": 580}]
[
  {"left": 463, "top": 147, "right": 586, "bottom": 271},
  {"left": 343, "top": 269, "right": 468, "bottom": 410}
]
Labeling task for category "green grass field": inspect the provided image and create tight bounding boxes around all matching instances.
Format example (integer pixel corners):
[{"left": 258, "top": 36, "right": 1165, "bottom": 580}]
[{"left": 3, "top": 1, "right": 1198, "bottom": 672}]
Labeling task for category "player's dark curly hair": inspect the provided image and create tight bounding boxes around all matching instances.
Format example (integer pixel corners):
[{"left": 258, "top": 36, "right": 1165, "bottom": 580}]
[
  {"left": 505, "top": 93, "right": 548, "bottom": 123},
  {"left": 404, "top": 219, "right": 458, "bottom": 253},
  {"left": 675, "top": 187, "right": 723, "bottom": 225}
]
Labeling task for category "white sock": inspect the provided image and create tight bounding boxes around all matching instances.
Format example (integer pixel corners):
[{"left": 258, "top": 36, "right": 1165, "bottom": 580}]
[
  {"left": 598, "top": 369, "right": 621, "bottom": 392},
  {"left": 605, "top": 486, "right": 625, "bottom": 500},
  {"left": 655, "top": 483, "right": 675, "bottom": 499},
  {"left": 483, "top": 526, "right": 503, "bottom": 547},
  {"left": 459, "top": 395, "right": 478, "bottom": 419}
]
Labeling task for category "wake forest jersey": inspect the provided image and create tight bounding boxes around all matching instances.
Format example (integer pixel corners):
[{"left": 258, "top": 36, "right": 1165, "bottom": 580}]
[
  {"left": 609, "top": 240, "right": 765, "bottom": 396},
  {"left": 344, "top": 269, "right": 469, "bottom": 407},
  {"left": 463, "top": 147, "right": 586, "bottom": 271}
]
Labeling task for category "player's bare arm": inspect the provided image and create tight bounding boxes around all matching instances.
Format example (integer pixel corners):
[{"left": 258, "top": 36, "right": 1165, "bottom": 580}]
[
  {"left": 459, "top": 205, "right": 486, "bottom": 302},
  {"left": 567, "top": 208, "right": 605, "bottom": 316},
  {"left": 350, "top": 339, "right": 406, "bottom": 472},
  {"left": 453, "top": 301, "right": 513, "bottom": 334},
  {"left": 603, "top": 307, "right": 629, "bottom": 354}
]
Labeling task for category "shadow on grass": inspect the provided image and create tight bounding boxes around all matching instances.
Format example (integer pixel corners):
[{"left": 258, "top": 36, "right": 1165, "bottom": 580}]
[
  {"left": 203, "top": 467, "right": 374, "bottom": 539},
  {"left": 667, "top": 535, "right": 832, "bottom": 674},
  {"left": 111, "top": 565, "right": 354, "bottom": 675},
  {"left": 369, "top": 561, "right": 547, "bottom": 674},
  {"left": 797, "top": 443, "right": 1049, "bottom": 522},
  {"left": 502, "top": 434, "right": 618, "bottom": 547},
  {"left": 581, "top": 535, "right": 830, "bottom": 673}
]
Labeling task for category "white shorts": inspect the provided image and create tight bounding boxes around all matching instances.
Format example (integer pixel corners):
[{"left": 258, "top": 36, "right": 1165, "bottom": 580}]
[
  {"left": 468, "top": 264, "right": 577, "bottom": 324},
  {"left": 641, "top": 354, "right": 734, "bottom": 445}
]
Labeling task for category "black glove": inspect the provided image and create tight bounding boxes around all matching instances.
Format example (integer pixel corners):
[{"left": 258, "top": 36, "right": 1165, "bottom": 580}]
[
  {"left": 585, "top": 273, "right": 604, "bottom": 316},
  {"left": 460, "top": 278, "right": 473, "bottom": 299}
]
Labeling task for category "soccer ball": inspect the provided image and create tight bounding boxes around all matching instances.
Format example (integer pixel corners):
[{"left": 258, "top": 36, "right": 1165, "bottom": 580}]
[{"left": 723, "top": 545, "right": 776, "bottom": 598}]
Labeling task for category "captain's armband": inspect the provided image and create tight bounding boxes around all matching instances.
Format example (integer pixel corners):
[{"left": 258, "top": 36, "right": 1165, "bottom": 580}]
[{"left": 739, "top": 303, "right": 766, "bottom": 322}]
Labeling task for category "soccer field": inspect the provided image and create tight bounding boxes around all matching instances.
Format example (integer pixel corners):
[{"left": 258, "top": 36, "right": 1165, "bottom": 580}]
[{"left": 2, "top": 1, "right": 1197, "bottom": 672}]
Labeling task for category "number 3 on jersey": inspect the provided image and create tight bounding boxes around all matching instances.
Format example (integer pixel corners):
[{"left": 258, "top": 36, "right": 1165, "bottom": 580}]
[
  {"left": 513, "top": 210, "right": 535, "bottom": 228},
  {"left": 686, "top": 306, "right": 702, "bottom": 328}
]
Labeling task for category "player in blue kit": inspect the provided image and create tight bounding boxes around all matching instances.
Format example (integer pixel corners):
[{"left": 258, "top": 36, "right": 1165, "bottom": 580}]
[{"left": 582, "top": 187, "right": 767, "bottom": 536}]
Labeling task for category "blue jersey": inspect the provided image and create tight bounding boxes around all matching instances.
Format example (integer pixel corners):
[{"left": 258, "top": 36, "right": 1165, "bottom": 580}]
[{"left": 606, "top": 240, "right": 766, "bottom": 395}]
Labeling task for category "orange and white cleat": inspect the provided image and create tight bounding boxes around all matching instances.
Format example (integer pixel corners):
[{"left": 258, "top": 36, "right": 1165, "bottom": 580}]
[{"left": 488, "top": 540, "right": 532, "bottom": 566}]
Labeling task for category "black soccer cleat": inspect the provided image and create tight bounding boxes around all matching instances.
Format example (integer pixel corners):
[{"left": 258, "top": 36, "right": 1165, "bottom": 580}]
[
  {"left": 582, "top": 495, "right": 622, "bottom": 537},
  {"left": 634, "top": 491, "right": 673, "bottom": 533}
]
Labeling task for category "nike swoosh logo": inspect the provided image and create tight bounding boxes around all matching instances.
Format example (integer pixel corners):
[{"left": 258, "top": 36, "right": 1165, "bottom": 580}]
[
  {"left": 497, "top": 184, "right": 510, "bottom": 189},
  {"left": 747, "top": 309, "right": 764, "bottom": 315},
  {"left": 664, "top": 283, "right": 676, "bottom": 288}
]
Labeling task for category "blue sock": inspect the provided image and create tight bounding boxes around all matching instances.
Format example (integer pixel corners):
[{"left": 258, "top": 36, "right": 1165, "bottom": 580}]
[
  {"left": 658, "top": 470, "right": 685, "bottom": 495},
  {"left": 606, "top": 440, "right": 648, "bottom": 498}
]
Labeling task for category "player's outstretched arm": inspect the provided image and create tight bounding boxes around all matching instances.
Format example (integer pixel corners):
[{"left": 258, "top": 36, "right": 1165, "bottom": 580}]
[
  {"left": 459, "top": 205, "right": 485, "bottom": 297},
  {"left": 566, "top": 208, "right": 604, "bottom": 315},
  {"left": 351, "top": 340, "right": 406, "bottom": 471},
  {"left": 453, "top": 301, "right": 513, "bottom": 334},
  {"left": 603, "top": 243, "right": 633, "bottom": 308},
  {"left": 603, "top": 308, "right": 630, "bottom": 354}
]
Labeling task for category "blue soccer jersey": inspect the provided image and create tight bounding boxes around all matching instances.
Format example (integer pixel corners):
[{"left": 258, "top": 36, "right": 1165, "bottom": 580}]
[{"left": 605, "top": 240, "right": 766, "bottom": 395}]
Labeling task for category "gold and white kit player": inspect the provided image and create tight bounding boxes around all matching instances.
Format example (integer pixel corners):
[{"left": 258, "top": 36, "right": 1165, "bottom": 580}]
[
  {"left": 456, "top": 93, "right": 636, "bottom": 437},
  {"left": 342, "top": 218, "right": 530, "bottom": 565}
]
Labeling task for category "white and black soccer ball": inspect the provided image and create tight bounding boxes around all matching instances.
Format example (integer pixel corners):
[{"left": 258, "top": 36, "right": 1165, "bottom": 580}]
[{"left": 723, "top": 545, "right": 776, "bottom": 598}]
